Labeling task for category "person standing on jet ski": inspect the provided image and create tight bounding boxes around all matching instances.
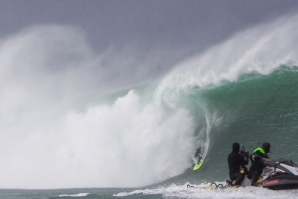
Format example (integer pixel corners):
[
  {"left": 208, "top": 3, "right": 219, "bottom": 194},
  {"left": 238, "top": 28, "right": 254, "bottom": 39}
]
[
  {"left": 248, "top": 142, "right": 271, "bottom": 186},
  {"left": 227, "top": 142, "right": 249, "bottom": 186},
  {"left": 194, "top": 147, "right": 203, "bottom": 164}
]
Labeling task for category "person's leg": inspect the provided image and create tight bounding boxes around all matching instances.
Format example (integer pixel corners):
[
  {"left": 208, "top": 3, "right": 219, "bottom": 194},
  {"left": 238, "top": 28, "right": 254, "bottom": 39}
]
[
  {"left": 250, "top": 170, "right": 261, "bottom": 186},
  {"left": 246, "top": 171, "right": 252, "bottom": 179},
  {"left": 234, "top": 173, "right": 245, "bottom": 186},
  {"left": 229, "top": 172, "right": 243, "bottom": 186},
  {"left": 196, "top": 155, "right": 202, "bottom": 164}
]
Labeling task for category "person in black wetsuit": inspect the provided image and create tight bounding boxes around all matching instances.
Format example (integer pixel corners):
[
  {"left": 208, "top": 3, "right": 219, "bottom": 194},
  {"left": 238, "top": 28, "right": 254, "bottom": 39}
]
[
  {"left": 194, "top": 147, "right": 203, "bottom": 164},
  {"left": 227, "top": 142, "right": 249, "bottom": 186},
  {"left": 247, "top": 142, "right": 271, "bottom": 186}
]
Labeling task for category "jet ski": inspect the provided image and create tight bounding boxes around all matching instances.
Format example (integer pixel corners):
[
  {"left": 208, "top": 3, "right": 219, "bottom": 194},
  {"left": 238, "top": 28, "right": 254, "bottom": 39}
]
[{"left": 226, "top": 158, "right": 298, "bottom": 190}]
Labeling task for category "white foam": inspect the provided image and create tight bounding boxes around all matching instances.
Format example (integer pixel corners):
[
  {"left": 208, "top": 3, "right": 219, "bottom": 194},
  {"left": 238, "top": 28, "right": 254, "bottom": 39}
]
[
  {"left": 155, "top": 14, "right": 298, "bottom": 99},
  {"left": 59, "top": 193, "right": 89, "bottom": 197},
  {"left": 62, "top": 90, "right": 196, "bottom": 187},
  {"left": 1, "top": 13, "right": 298, "bottom": 189},
  {"left": 115, "top": 183, "right": 298, "bottom": 199},
  {"left": 0, "top": 25, "right": 200, "bottom": 188}
]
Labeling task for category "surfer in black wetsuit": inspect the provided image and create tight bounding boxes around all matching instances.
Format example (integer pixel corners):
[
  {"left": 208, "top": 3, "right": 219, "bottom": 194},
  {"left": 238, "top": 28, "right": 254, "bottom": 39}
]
[
  {"left": 247, "top": 142, "right": 271, "bottom": 186},
  {"left": 227, "top": 142, "right": 249, "bottom": 186},
  {"left": 194, "top": 147, "right": 203, "bottom": 164}
]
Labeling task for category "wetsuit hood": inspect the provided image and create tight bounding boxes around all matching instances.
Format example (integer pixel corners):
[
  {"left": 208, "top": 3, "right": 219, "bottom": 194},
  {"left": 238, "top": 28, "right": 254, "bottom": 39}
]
[
  {"left": 262, "top": 142, "right": 271, "bottom": 153},
  {"left": 232, "top": 142, "right": 240, "bottom": 153}
]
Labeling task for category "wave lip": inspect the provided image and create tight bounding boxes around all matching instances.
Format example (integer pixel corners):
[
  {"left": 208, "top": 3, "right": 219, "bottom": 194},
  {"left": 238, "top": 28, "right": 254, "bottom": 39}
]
[{"left": 156, "top": 13, "right": 298, "bottom": 96}]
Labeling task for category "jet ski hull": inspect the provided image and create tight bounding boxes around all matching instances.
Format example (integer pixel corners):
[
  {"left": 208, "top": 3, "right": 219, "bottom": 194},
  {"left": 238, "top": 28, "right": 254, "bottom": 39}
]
[
  {"left": 226, "top": 174, "right": 298, "bottom": 190},
  {"left": 226, "top": 158, "right": 298, "bottom": 190},
  {"left": 261, "top": 175, "right": 298, "bottom": 190}
]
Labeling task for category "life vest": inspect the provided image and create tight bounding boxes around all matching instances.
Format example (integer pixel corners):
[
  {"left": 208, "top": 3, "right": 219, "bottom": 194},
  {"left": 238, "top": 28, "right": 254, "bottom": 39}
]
[{"left": 253, "top": 147, "right": 265, "bottom": 154}]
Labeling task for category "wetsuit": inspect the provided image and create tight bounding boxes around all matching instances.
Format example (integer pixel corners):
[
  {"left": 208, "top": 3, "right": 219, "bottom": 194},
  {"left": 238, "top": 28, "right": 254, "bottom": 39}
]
[
  {"left": 248, "top": 143, "right": 270, "bottom": 186},
  {"left": 227, "top": 143, "right": 249, "bottom": 186},
  {"left": 194, "top": 147, "right": 203, "bottom": 164}
]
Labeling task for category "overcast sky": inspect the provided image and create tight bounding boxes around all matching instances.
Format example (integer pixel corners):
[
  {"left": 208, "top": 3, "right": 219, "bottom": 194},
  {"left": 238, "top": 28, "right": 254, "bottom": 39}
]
[
  {"left": 1, "top": 0, "right": 298, "bottom": 89},
  {"left": 1, "top": 0, "right": 298, "bottom": 52}
]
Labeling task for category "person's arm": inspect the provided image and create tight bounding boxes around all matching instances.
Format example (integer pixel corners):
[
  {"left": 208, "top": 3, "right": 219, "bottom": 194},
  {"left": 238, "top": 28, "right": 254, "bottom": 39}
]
[
  {"left": 243, "top": 156, "right": 249, "bottom": 165},
  {"left": 240, "top": 152, "right": 249, "bottom": 165}
]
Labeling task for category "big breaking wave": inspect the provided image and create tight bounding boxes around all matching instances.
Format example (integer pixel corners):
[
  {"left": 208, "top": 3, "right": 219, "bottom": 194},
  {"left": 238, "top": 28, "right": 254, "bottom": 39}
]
[{"left": 0, "top": 13, "right": 297, "bottom": 189}]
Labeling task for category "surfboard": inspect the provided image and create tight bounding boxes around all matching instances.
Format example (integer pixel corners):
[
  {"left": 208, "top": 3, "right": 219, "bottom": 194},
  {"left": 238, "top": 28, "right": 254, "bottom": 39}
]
[{"left": 193, "top": 159, "right": 204, "bottom": 170}]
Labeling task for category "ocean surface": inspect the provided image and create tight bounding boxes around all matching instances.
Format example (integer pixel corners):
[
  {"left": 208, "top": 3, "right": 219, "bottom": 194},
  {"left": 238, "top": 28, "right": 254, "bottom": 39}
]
[
  {"left": 1, "top": 12, "right": 298, "bottom": 199},
  {"left": 2, "top": 65, "right": 298, "bottom": 198}
]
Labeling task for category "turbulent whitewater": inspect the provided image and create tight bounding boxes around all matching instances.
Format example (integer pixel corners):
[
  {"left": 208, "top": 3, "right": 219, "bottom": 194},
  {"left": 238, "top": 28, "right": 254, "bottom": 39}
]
[{"left": 0, "top": 12, "right": 298, "bottom": 199}]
